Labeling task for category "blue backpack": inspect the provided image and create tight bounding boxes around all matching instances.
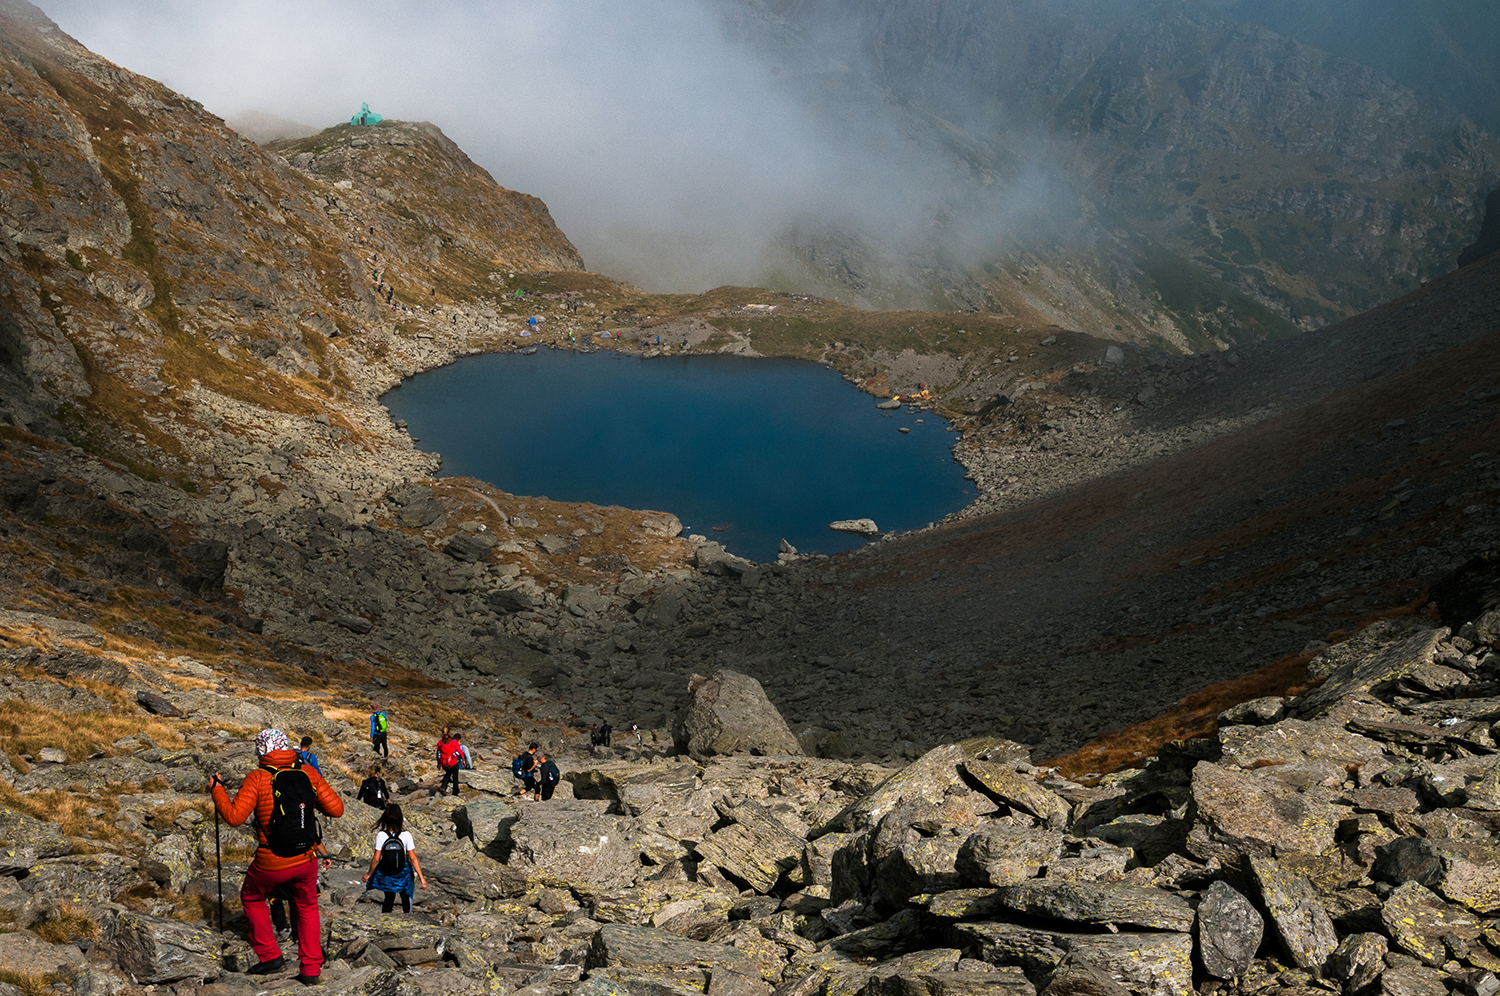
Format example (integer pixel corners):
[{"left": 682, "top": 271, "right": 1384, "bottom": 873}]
[{"left": 511, "top": 752, "right": 530, "bottom": 778}]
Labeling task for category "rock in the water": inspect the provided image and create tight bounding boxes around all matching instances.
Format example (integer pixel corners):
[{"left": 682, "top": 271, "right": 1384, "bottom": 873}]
[
  {"left": 1195, "top": 880, "right": 1263, "bottom": 980},
  {"left": 876, "top": 399, "right": 902, "bottom": 410},
  {"left": 672, "top": 669, "right": 800, "bottom": 759},
  {"left": 829, "top": 518, "right": 880, "bottom": 536}
]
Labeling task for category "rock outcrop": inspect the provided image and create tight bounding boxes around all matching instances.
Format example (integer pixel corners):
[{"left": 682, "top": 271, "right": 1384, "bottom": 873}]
[{"left": 673, "top": 670, "right": 801, "bottom": 760}]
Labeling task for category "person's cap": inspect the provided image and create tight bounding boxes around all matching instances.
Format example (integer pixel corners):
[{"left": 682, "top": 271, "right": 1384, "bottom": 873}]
[{"left": 255, "top": 729, "right": 290, "bottom": 757}]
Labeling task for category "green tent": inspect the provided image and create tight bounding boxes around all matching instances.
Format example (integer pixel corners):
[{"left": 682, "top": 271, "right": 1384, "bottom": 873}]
[{"left": 350, "top": 102, "right": 383, "bottom": 126}]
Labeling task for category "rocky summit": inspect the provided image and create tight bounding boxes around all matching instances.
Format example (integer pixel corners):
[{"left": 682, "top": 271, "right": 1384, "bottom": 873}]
[{"left": 4, "top": 1, "right": 1500, "bottom": 995}]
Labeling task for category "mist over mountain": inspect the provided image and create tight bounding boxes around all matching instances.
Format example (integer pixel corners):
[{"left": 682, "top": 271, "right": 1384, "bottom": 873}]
[{"left": 35, "top": 0, "right": 1500, "bottom": 350}]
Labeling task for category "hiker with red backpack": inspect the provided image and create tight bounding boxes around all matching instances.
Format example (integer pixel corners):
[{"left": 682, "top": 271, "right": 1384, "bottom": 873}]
[
  {"left": 208, "top": 728, "right": 344, "bottom": 985},
  {"left": 364, "top": 803, "right": 426, "bottom": 914},
  {"left": 436, "top": 727, "right": 464, "bottom": 796}
]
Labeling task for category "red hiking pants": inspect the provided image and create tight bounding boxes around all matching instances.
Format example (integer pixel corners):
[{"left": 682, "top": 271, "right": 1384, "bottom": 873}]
[{"left": 241, "top": 858, "right": 322, "bottom": 976}]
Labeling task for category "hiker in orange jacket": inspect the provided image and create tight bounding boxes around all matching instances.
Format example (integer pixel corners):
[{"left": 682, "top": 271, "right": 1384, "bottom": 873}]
[{"left": 210, "top": 728, "right": 344, "bottom": 984}]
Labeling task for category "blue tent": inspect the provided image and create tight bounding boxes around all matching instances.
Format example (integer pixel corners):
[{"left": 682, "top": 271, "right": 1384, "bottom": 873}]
[{"left": 350, "top": 102, "right": 383, "bottom": 126}]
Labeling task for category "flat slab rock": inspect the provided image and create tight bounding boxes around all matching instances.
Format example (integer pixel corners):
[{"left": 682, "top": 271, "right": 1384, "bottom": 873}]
[
  {"left": 586, "top": 923, "right": 760, "bottom": 979},
  {"left": 992, "top": 881, "right": 1194, "bottom": 932},
  {"left": 948, "top": 922, "right": 1193, "bottom": 996}
]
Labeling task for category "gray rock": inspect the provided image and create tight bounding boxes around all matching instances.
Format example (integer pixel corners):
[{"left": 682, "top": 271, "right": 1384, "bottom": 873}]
[
  {"left": 1041, "top": 956, "right": 1133, "bottom": 996},
  {"left": 876, "top": 837, "right": 966, "bottom": 901},
  {"left": 135, "top": 689, "right": 184, "bottom": 717},
  {"left": 1380, "top": 881, "right": 1481, "bottom": 967},
  {"left": 831, "top": 739, "right": 1027, "bottom": 834},
  {"left": 1217, "top": 696, "right": 1285, "bottom": 726},
  {"left": 1374, "top": 836, "right": 1500, "bottom": 914},
  {"left": 0, "top": 930, "right": 87, "bottom": 977},
  {"left": 444, "top": 531, "right": 496, "bottom": 562},
  {"left": 673, "top": 670, "right": 800, "bottom": 760},
  {"left": 963, "top": 761, "right": 1069, "bottom": 824},
  {"left": 956, "top": 827, "right": 1065, "bottom": 887},
  {"left": 693, "top": 798, "right": 807, "bottom": 894},
  {"left": 1249, "top": 855, "right": 1338, "bottom": 975},
  {"left": 1299, "top": 627, "right": 1448, "bottom": 718},
  {"left": 949, "top": 923, "right": 1192, "bottom": 996},
  {"left": 585, "top": 923, "right": 759, "bottom": 991},
  {"left": 829, "top": 518, "right": 880, "bottom": 536},
  {"left": 993, "top": 881, "right": 1194, "bottom": 932},
  {"left": 506, "top": 801, "right": 645, "bottom": 892},
  {"left": 109, "top": 911, "right": 223, "bottom": 984},
  {"left": 1185, "top": 761, "right": 1339, "bottom": 863},
  {"left": 1194, "top": 880, "right": 1262, "bottom": 980},
  {"left": 1329, "top": 933, "right": 1388, "bottom": 992}
]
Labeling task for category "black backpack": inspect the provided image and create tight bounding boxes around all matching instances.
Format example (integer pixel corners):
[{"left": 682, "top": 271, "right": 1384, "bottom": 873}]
[
  {"left": 358, "top": 776, "right": 387, "bottom": 808},
  {"left": 263, "top": 762, "right": 321, "bottom": 858},
  {"left": 378, "top": 833, "right": 407, "bottom": 875}
]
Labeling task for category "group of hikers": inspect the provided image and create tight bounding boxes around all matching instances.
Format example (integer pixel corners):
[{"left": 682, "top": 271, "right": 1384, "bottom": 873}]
[{"left": 204, "top": 704, "right": 607, "bottom": 983}]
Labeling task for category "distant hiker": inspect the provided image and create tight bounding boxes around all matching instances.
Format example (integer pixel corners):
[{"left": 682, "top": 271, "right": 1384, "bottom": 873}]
[
  {"left": 590, "top": 724, "right": 602, "bottom": 747},
  {"left": 436, "top": 728, "right": 463, "bottom": 796},
  {"left": 511, "top": 742, "right": 538, "bottom": 798},
  {"left": 295, "top": 736, "right": 322, "bottom": 776},
  {"left": 370, "top": 705, "right": 389, "bottom": 758},
  {"left": 536, "top": 752, "right": 560, "bottom": 801},
  {"left": 600, "top": 722, "right": 611, "bottom": 747},
  {"left": 365, "top": 803, "right": 427, "bottom": 914},
  {"left": 208, "top": 728, "right": 344, "bottom": 984},
  {"left": 455, "top": 733, "right": 474, "bottom": 770},
  {"left": 356, "top": 764, "right": 389, "bottom": 810}
]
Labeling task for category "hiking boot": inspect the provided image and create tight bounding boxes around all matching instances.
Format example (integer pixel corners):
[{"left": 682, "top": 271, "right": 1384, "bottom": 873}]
[
  {"left": 246, "top": 956, "right": 286, "bottom": 975},
  {"left": 295, "top": 974, "right": 322, "bottom": 986}
]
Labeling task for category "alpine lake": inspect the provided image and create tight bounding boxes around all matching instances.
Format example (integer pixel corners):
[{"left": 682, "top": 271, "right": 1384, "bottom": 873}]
[{"left": 382, "top": 348, "right": 972, "bottom": 562}]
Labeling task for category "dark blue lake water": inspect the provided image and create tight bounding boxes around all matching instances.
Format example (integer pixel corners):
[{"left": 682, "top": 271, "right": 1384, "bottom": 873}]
[{"left": 382, "top": 348, "right": 972, "bottom": 562}]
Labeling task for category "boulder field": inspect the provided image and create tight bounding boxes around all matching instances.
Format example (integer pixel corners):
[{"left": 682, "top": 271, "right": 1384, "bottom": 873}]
[{"left": 5, "top": 589, "right": 1500, "bottom": 996}]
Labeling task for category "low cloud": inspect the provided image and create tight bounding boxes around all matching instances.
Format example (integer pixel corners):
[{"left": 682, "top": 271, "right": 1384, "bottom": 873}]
[{"left": 37, "top": 0, "right": 1063, "bottom": 295}]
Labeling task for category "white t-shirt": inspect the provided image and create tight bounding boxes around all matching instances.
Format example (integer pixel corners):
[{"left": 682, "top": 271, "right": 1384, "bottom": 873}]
[{"left": 374, "top": 830, "right": 415, "bottom": 855}]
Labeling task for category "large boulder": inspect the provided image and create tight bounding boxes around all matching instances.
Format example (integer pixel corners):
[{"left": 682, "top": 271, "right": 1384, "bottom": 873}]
[
  {"left": 505, "top": 800, "right": 646, "bottom": 892},
  {"left": 108, "top": 911, "right": 222, "bottom": 985},
  {"left": 586, "top": 923, "right": 760, "bottom": 991},
  {"left": 1195, "top": 880, "right": 1263, "bottom": 980},
  {"left": 672, "top": 670, "right": 800, "bottom": 760},
  {"left": 1374, "top": 837, "right": 1500, "bottom": 914}
]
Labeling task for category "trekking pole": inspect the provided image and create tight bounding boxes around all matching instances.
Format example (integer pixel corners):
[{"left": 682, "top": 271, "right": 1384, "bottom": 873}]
[{"left": 212, "top": 777, "right": 225, "bottom": 937}]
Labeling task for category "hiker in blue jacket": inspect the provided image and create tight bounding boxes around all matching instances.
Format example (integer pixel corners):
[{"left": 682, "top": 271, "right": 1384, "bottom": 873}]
[
  {"left": 297, "top": 736, "right": 322, "bottom": 775},
  {"left": 370, "top": 704, "right": 389, "bottom": 758}
]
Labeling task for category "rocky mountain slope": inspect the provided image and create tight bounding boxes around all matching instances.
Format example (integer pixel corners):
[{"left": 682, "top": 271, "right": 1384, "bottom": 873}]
[
  {"left": 5, "top": 555, "right": 1500, "bottom": 996},
  {"left": 6, "top": 4, "right": 1500, "bottom": 995},
  {"left": 722, "top": 0, "right": 1498, "bottom": 349}
]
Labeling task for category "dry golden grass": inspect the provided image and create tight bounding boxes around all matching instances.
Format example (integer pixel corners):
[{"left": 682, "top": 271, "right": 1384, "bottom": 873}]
[
  {"left": 0, "top": 696, "right": 182, "bottom": 762},
  {"left": 0, "top": 969, "right": 62, "bottom": 996},
  {"left": 0, "top": 781, "right": 129, "bottom": 845},
  {"left": 1042, "top": 649, "right": 1321, "bottom": 783},
  {"left": 31, "top": 904, "right": 99, "bottom": 944}
]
